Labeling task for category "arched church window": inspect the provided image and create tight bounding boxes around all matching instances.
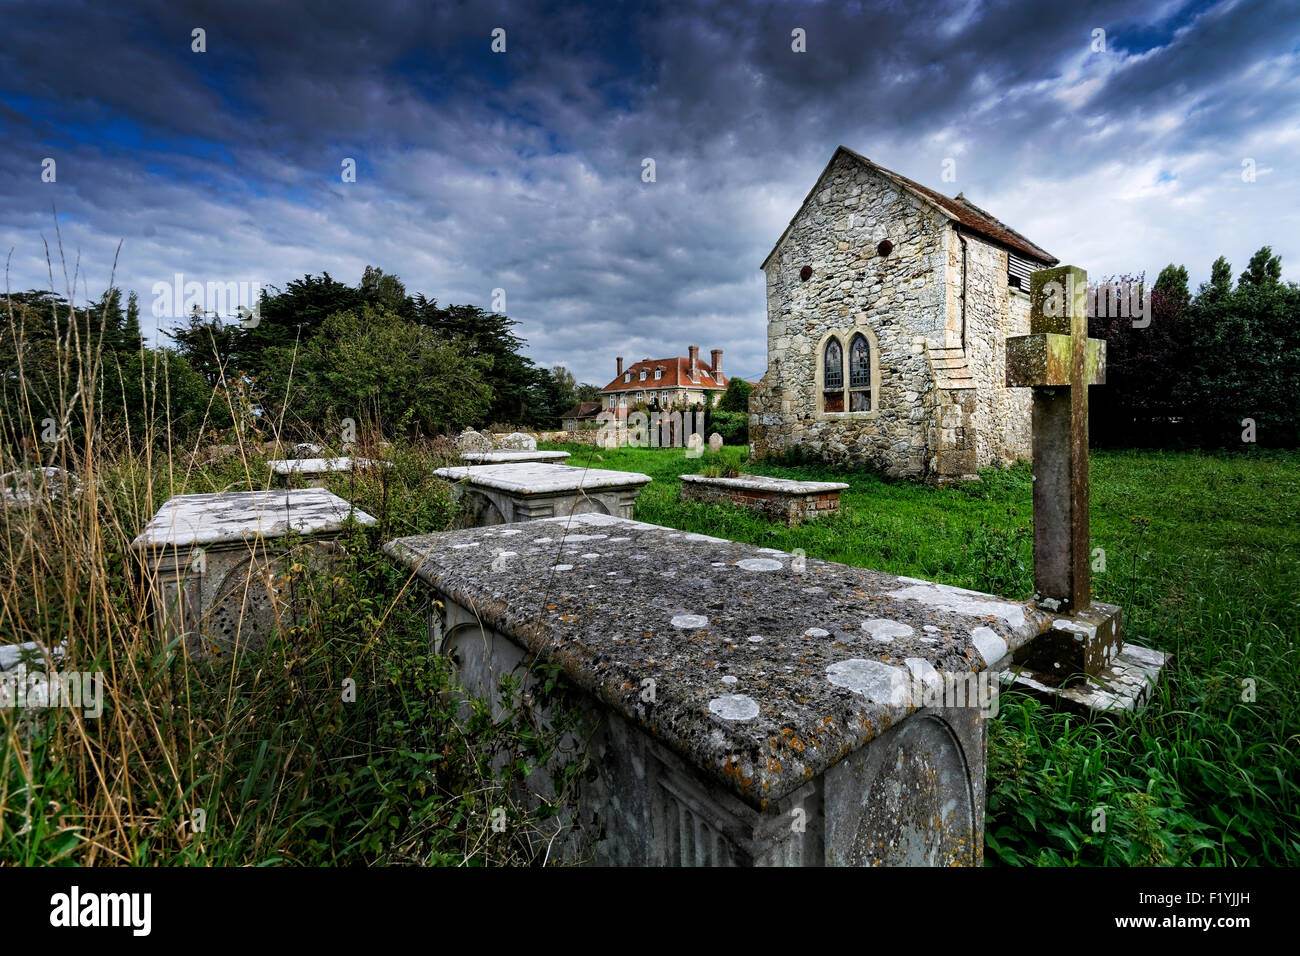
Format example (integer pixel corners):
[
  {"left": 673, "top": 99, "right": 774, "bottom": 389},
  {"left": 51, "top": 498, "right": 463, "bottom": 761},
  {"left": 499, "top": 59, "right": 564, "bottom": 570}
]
[
  {"left": 849, "top": 333, "right": 872, "bottom": 411},
  {"left": 822, "top": 337, "right": 844, "bottom": 412}
]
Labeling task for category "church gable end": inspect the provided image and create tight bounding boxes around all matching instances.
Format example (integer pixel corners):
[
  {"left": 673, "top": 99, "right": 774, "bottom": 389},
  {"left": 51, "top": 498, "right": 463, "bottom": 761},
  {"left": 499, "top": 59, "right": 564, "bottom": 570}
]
[{"left": 750, "top": 146, "right": 1048, "bottom": 479}]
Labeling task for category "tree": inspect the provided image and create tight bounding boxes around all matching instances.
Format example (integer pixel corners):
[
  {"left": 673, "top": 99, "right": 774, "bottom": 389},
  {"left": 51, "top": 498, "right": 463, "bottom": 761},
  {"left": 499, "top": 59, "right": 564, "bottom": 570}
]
[
  {"left": 289, "top": 305, "right": 493, "bottom": 438},
  {"left": 1153, "top": 263, "right": 1190, "bottom": 311},
  {"left": 104, "top": 345, "right": 223, "bottom": 445},
  {"left": 237, "top": 272, "right": 364, "bottom": 379},
  {"left": 1176, "top": 249, "right": 1300, "bottom": 446},
  {"left": 121, "top": 292, "right": 143, "bottom": 353},
  {"left": 413, "top": 298, "right": 546, "bottom": 426},
  {"left": 1087, "top": 271, "right": 1187, "bottom": 446},
  {"left": 360, "top": 265, "right": 411, "bottom": 315},
  {"left": 1239, "top": 247, "right": 1282, "bottom": 289},
  {"left": 167, "top": 306, "right": 241, "bottom": 388},
  {"left": 716, "top": 377, "right": 753, "bottom": 413}
]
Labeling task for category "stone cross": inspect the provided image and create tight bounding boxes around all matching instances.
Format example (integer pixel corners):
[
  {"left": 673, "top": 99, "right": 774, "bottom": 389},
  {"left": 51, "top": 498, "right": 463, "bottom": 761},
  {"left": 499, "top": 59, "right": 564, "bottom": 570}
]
[{"left": 1006, "top": 265, "right": 1106, "bottom": 615}]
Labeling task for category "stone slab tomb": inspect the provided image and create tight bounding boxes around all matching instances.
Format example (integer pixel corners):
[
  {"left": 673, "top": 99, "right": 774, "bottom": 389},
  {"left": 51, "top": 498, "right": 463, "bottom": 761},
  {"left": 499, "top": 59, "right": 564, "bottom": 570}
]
[
  {"left": 132, "top": 489, "right": 376, "bottom": 656},
  {"left": 266, "top": 456, "right": 378, "bottom": 487},
  {"left": 386, "top": 512, "right": 1084, "bottom": 866},
  {"left": 434, "top": 462, "right": 651, "bottom": 526},
  {"left": 680, "top": 474, "right": 849, "bottom": 525},
  {"left": 459, "top": 450, "right": 571, "bottom": 466}
]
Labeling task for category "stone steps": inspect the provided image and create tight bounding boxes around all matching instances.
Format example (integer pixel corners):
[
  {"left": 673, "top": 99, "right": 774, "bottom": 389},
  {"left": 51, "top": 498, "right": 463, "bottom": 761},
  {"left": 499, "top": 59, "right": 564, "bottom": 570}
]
[{"left": 926, "top": 344, "right": 976, "bottom": 391}]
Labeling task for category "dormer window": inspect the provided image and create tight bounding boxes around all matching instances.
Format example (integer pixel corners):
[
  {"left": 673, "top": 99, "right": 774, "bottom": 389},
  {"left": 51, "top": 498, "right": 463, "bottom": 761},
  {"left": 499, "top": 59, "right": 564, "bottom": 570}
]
[
  {"left": 624, "top": 372, "right": 631, "bottom": 383},
  {"left": 639, "top": 369, "right": 647, "bottom": 381},
  {"left": 654, "top": 368, "right": 663, "bottom": 380}
]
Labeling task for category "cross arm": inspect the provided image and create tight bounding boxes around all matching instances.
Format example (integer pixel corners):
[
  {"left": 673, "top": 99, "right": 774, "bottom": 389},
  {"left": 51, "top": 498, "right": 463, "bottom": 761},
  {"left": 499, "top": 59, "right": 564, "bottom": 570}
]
[{"left": 1006, "top": 334, "right": 1106, "bottom": 388}]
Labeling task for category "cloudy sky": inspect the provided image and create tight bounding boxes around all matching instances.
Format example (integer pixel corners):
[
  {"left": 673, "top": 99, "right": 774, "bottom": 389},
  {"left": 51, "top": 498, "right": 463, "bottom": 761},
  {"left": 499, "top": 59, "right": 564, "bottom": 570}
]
[{"left": 2, "top": 0, "right": 1297, "bottom": 385}]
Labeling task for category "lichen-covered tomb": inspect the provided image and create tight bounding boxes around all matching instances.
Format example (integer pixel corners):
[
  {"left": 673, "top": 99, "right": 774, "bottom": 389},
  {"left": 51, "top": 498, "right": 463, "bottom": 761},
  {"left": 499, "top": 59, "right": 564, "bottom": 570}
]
[
  {"left": 388, "top": 513, "right": 1070, "bottom": 866},
  {"left": 749, "top": 146, "right": 1057, "bottom": 478}
]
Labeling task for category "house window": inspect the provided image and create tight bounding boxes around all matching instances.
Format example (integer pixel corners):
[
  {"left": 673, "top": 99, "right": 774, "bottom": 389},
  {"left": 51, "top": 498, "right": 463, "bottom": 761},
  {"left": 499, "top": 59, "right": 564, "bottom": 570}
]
[
  {"left": 822, "top": 337, "right": 844, "bottom": 412},
  {"left": 848, "top": 333, "right": 872, "bottom": 411},
  {"left": 637, "top": 390, "right": 644, "bottom": 401},
  {"left": 661, "top": 390, "right": 669, "bottom": 405},
  {"left": 609, "top": 395, "right": 616, "bottom": 410},
  {"left": 624, "top": 372, "right": 631, "bottom": 383},
  {"left": 639, "top": 370, "right": 647, "bottom": 381},
  {"left": 655, "top": 368, "right": 663, "bottom": 380}
]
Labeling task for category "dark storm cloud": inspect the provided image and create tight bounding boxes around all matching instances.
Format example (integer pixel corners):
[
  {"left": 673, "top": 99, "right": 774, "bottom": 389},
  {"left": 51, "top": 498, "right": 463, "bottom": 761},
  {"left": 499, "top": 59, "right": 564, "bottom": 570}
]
[{"left": 1, "top": 0, "right": 1296, "bottom": 385}]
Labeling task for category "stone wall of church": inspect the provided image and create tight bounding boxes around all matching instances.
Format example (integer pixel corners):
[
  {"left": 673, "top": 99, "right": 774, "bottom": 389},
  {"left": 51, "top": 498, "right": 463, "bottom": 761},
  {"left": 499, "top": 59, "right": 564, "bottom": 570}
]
[
  {"left": 748, "top": 151, "right": 951, "bottom": 477},
  {"left": 957, "top": 231, "right": 1032, "bottom": 467}
]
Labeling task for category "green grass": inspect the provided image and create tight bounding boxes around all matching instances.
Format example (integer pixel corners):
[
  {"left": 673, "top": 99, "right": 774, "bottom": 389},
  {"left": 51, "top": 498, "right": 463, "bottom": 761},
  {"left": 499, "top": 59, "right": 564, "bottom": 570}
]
[{"left": 546, "top": 441, "right": 1300, "bottom": 866}]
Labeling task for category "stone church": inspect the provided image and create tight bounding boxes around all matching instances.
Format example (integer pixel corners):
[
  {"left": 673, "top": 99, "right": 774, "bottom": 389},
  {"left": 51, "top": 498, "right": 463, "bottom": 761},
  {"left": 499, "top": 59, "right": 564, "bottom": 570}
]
[{"left": 748, "top": 146, "right": 1056, "bottom": 478}]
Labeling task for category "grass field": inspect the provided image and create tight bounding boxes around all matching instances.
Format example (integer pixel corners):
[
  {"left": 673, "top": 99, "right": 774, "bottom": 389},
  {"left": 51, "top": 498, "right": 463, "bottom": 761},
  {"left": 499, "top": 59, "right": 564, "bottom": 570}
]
[
  {"left": 546, "top": 441, "right": 1300, "bottom": 865},
  {"left": 2, "top": 434, "right": 1295, "bottom": 866}
]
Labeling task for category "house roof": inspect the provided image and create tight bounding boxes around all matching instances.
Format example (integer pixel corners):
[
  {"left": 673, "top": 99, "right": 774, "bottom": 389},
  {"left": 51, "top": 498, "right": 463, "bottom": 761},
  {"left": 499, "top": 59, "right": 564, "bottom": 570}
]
[
  {"left": 760, "top": 145, "right": 1057, "bottom": 270},
  {"left": 560, "top": 401, "right": 604, "bottom": 420},
  {"left": 599, "top": 355, "right": 729, "bottom": 394}
]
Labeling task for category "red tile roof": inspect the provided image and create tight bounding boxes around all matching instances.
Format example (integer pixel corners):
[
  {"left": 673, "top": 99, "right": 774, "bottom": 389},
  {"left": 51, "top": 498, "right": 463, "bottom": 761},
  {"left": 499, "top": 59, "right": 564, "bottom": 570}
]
[
  {"left": 761, "top": 145, "right": 1056, "bottom": 269},
  {"left": 600, "top": 355, "right": 729, "bottom": 394}
]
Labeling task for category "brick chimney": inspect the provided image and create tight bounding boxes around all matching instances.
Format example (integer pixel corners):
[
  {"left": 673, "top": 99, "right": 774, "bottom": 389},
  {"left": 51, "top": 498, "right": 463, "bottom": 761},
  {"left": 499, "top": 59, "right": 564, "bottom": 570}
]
[
  {"left": 688, "top": 345, "right": 699, "bottom": 380},
  {"left": 616, "top": 356, "right": 623, "bottom": 377},
  {"left": 711, "top": 349, "right": 723, "bottom": 379}
]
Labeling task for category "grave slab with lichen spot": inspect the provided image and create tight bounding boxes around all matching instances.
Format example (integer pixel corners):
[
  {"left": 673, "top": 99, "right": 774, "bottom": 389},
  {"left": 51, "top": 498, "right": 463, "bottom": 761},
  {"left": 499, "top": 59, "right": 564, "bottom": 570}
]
[
  {"left": 133, "top": 489, "right": 375, "bottom": 549},
  {"left": 386, "top": 512, "right": 1054, "bottom": 813},
  {"left": 435, "top": 462, "right": 652, "bottom": 525},
  {"left": 434, "top": 462, "right": 649, "bottom": 494},
  {"left": 459, "top": 450, "right": 571, "bottom": 465}
]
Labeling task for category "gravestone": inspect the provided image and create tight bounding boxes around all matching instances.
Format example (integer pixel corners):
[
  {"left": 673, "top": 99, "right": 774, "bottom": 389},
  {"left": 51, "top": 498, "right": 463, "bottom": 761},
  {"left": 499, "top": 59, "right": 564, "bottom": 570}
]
[
  {"left": 460, "top": 450, "right": 571, "bottom": 465},
  {"left": 708, "top": 432, "right": 724, "bottom": 454},
  {"left": 386, "top": 513, "right": 1065, "bottom": 866},
  {"left": 1, "top": 467, "right": 82, "bottom": 508},
  {"left": 1005, "top": 264, "right": 1168, "bottom": 712},
  {"left": 435, "top": 462, "right": 651, "bottom": 526},
  {"left": 456, "top": 429, "right": 494, "bottom": 454},
  {"left": 132, "top": 489, "right": 376, "bottom": 656},
  {"left": 498, "top": 432, "right": 538, "bottom": 451}
]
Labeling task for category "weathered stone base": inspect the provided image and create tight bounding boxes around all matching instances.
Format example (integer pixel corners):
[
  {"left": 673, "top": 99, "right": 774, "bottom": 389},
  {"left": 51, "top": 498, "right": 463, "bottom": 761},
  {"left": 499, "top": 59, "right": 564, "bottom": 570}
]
[
  {"left": 1000, "top": 643, "right": 1169, "bottom": 717},
  {"left": 680, "top": 474, "right": 849, "bottom": 525},
  {"left": 1013, "top": 601, "right": 1124, "bottom": 679},
  {"left": 451, "top": 484, "right": 644, "bottom": 526},
  {"left": 436, "top": 463, "right": 652, "bottom": 528},
  {"left": 431, "top": 595, "right": 985, "bottom": 866}
]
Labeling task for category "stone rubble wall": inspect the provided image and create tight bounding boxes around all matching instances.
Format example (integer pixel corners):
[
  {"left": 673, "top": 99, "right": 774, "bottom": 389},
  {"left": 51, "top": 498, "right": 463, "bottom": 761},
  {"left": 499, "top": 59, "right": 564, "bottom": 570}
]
[{"left": 957, "top": 231, "right": 1032, "bottom": 467}]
